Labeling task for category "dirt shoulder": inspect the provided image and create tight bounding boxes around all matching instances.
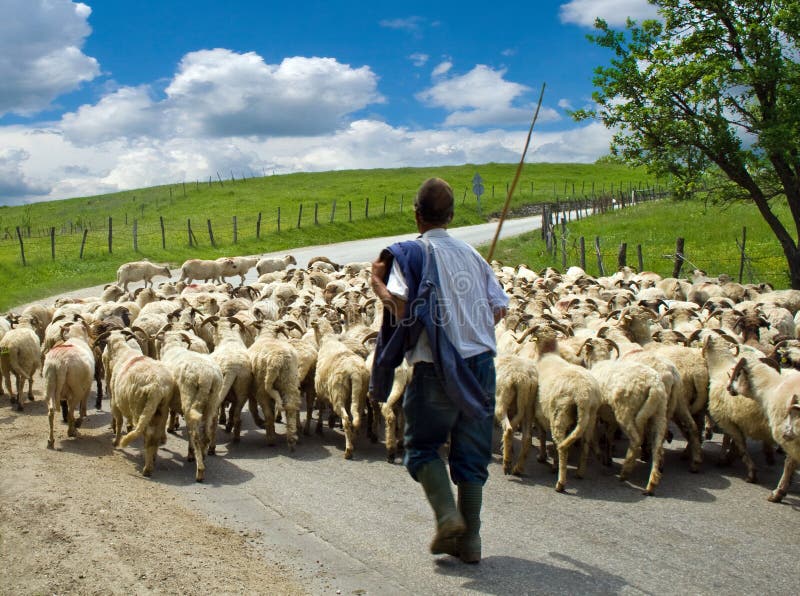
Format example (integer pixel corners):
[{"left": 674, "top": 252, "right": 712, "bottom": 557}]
[{"left": 0, "top": 391, "right": 305, "bottom": 596}]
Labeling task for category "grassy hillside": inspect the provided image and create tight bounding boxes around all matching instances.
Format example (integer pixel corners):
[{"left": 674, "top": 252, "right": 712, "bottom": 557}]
[
  {"left": 0, "top": 163, "right": 658, "bottom": 310},
  {"left": 479, "top": 198, "right": 789, "bottom": 288}
]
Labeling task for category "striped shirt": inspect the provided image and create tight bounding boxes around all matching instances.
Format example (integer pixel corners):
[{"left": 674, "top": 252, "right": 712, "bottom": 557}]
[{"left": 386, "top": 228, "right": 509, "bottom": 363}]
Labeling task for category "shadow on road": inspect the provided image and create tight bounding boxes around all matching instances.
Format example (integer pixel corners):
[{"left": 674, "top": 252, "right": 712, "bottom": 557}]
[{"left": 435, "top": 552, "right": 638, "bottom": 595}]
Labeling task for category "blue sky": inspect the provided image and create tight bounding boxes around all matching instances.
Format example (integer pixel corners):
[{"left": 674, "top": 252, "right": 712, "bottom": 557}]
[{"left": 0, "top": 0, "right": 659, "bottom": 204}]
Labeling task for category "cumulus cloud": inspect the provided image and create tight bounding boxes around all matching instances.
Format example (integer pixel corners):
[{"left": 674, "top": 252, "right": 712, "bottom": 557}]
[
  {"left": 559, "top": 0, "right": 659, "bottom": 27},
  {"left": 0, "top": 149, "right": 50, "bottom": 203},
  {"left": 0, "top": 0, "right": 100, "bottom": 117},
  {"left": 60, "top": 86, "right": 160, "bottom": 144},
  {"left": 417, "top": 65, "right": 559, "bottom": 128}
]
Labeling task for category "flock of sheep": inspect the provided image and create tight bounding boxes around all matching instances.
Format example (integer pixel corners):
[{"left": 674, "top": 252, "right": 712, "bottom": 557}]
[{"left": 0, "top": 253, "right": 798, "bottom": 504}]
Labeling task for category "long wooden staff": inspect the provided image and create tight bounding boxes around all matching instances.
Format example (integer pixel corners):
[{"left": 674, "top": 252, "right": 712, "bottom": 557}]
[{"left": 485, "top": 82, "right": 546, "bottom": 263}]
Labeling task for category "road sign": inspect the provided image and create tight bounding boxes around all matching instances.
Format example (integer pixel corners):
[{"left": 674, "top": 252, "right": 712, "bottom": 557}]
[{"left": 472, "top": 173, "right": 484, "bottom": 197}]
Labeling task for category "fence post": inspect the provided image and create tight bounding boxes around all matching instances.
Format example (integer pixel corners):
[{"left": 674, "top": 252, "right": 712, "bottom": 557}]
[
  {"left": 314, "top": 203, "right": 318, "bottom": 225},
  {"left": 637, "top": 244, "right": 644, "bottom": 272},
  {"left": 297, "top": 204, "right": 303, "bottom": 229},
  {"left": 560, "top": 217, "right": 567, "bottom": 270},
  {"left": 348, "top": 201, "right": 352, "bottom": 222},
  {"left": 383, "top": 195, "right": 387, "bottom": 215},
  {"left": 233, "top": 216, "right": 238, "bottom": 244},
  {"left": 738, "top": 227, "right": 747, "bottom": 283},
  {"left": 579, "top": 236, "right": 586, "bottom": 270},
  {"left": 133, "top": 219, "right": 138, "bottom": 252},
  {"left": 672, "top": 237, "right": 686, "bottom": 278},
  {"left": 400, "top": 195, "right": 404, "bottom": 213},
  {"left": 107, "top": 217, "right": 113, "bottom": 254},
  {"left": 595, "top": 236, "right": 606, "bottom": 276},
  {"left": 79, "top": 229, "right": 88, "bottom": 259},
  {"left": 330, "top": 200, "right": 337, "bottom": 223},
  {"left": 50, "top": 227, "right": 55, "bottom": 260},
  {"left": 160, "top": 216, "right": 166, "bottom": 249},
  {"left": 188, "top": 219, "right": 193, "bottom": 247},
  {"left": 618, "top": 243, "right": 627, "bottom": 268},
  {"left": 16, "top": 226, "right": 26, "bottom": 266},
  {"left": 207, "top": 219, "right": 216, "bottom": 247},
  {"left": 256, "top": 212, "right": 262, "bottom": 239},
  {"left": 277, "top": 207, "right": 281, "bottom": 232},
  {"left": 365, "top": 197, "right": 369, "bottom": 219}
]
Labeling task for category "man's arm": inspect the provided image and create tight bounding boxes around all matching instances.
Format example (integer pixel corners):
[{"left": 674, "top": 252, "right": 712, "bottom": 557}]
[{"left": 371, "top": 252, "right": 407, "bottom": 319}]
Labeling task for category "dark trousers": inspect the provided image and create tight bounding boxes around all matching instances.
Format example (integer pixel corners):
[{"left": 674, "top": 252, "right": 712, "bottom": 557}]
[{"left": 402, "top": 351, "right": 496, "bottom": 485}]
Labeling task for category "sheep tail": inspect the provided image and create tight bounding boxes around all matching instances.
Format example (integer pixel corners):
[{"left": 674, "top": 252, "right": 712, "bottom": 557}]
[
  {"left": 185, "top": 406, "right": 203, "bottom": 427},
  {"left": 120, "top": 391, "right": 164, "bottom": 448},
  {"left": 559, "top": 401, "right": 593, "bottom": 450}
]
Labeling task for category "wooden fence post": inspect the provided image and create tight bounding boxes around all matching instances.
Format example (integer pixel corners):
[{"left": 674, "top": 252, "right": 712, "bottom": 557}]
[
  {"left": 297, "top": 204, "right": 303, "bottom": 229},
  {"left": 160, "top": 216, "right": 165, "bottom": 249},
  {"left": 738, "top": 227, "right": 747, "bottom": 283},
  {"left": 579, "top": 236, "right": 586, "bottom": 270},
  {"left": 560, "top": 217, "right": 567, "bottom": 270},
  {"left": 595, "top": 236, "right": 606, "bottom": 276},
  {"left": 108, "top": 217, "right": 113, "bottom": 254},
  {"left": 256, "top": 212, "right": 262, "bottom": 239},
  {"left": 314, "top": 203, "right": 318, "bottom": 225},
  {"left": 50, "top": 227, "right": 55, "bottom": 260},
  {"left": 618, "top": 242, "right": 627, "bottom": 268},
  {"left": 400, "top": 195, "right": 404, "bottom": 213},
  {"left": 79, "top": 229, "right": 88, "bottom": 259},
  {"left": 637, "top": 244, "right": 644, "bottom": 272},
  {"left": 207, "top": 219, "right": 216, "bottom": 247},
  {"left": 383, "top": 195, "right": 387, "bottom": 215},
  {"left": 277, "top": 207, "right": 281, "bottom": 233},
  {"left": 133, "top": 219, "right": 138, "bottom": 252},
  {"left": 672, "top": 237, "right": 685, "bottom": 278},
  {"left": 330, "top": 200, "right": 337, "bottom": 223},
  {"left": 16, "top": 226, "right": 26, "bottom": 266},
  {"left": 348, "top": 201, "right": 352, "bottom": 222},
  {"left": 365, "top": 197, "right": 369, "bottom": 219},
  {"left": 188, "top": 219, "right": 193, "bottom": 247},
  {"left": 233, "top": 216, "right": 238, "bottom": 244}
]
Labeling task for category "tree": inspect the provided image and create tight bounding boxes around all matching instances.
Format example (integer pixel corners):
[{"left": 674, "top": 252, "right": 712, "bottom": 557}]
[{"left": 575, "top": 1, "right": 800, "bottom": 287}]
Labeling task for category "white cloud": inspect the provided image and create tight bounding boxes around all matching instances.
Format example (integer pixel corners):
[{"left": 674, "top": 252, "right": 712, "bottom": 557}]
[
  {"left": 431, "top": 61, "right": 452, "bottom": 78},
  {"left": 417, "top": 65, "right": 558, "bottom": 128},
  {"left": 501, "top": 48, "right": 517, "bottom": 57},
  {"left": 558, "top": 98, "right": 574, "bottom": 110},
  {"left": 60, "top": 86, "right": 160, "bottom": 144},
  {"left": 0, "top": 148, "right": 50, "bottom": 201},
  {"left": 379, "top": 17, "right": 424, "bottom": 33},
  {"left": 409, "top": 53, "right": 429, "bottom": 67},
  {"left": 0, "top": 0, "right": 100, "bottom": 116},
  {"left": 559, "top": 0, "right": 659, "bottom": 27}
]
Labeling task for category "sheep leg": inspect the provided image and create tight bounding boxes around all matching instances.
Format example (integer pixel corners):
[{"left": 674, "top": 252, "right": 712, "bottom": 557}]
[
  {"left": 382, "top": 401, "right": 398, "bottom": 463},
  {"left": 302, "top": 379, "right": 315, "bottom": 436},
  {"left": 66, "top": 401, "right": 78, "bottom": 438},
  {"left": 46, "top": 400, "right": 56, "bottom": 449},
  {"left": 188, "top": 424, "right": 205, "bottom": 482},
  {"left": 94, "top": 362, "right": 103, "bottom": 409},
  {"left": 142, "top": 406, "right": 167, "bottom": 477},
  {"left": 672, "top": 400, "right": 702, "bottom": 472},
  {"left": 718, "top": 433, "right": 734, "bottom": 466},
  {"left": 26, "top": 374, "right": 35, "bottom": 402},
  {"left": 767, "top": 457, "right": 797, "bottom": 503},
  {"left": 259, "top": 388, "right": 279, "bottom": 446},
  {"left": 206, "top": 413, "right": 219, "bottom": 456},
  {"left": 512, "top": 409, "right": 535, "bottom": 476},
  {"left": 763, "top": 440, "right": 776, "bottom": 466},
  {"left": 728, "top": 425, "right": 758, "bottom": 483},
  {"left": 248, "top": 396, "right": 265, "bottom": 428},
  {"left": 644, "top": 415, "right": 667, "bottom": 496},
  {"left": 315, "top": 402, "right": 325, "bottom": 436},
  {"left": 501, "top": 415, "right": 514, "bottom": 475},
  {"left": 14, "top": 373, "right": 24, "bottom": 411},
  {"left": 576, "top": 425, "right": 594, "bottom": 480},
  {"left": 366, "top": 398, "right": 378, "bottom": 443},
  {"left": 618, "top": 423, "right": 643, "bottom": 482},
  {"left": 339, "top": 403, "right": 354, "bottom": 460},
  {"left": 111, "top": 404, "right": 124, "bottom": 447}
]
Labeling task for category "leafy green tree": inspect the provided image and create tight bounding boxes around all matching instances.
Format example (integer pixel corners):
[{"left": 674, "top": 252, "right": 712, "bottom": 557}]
[{"left": 575, "top": 1, "right": 800, "bottom": 287}]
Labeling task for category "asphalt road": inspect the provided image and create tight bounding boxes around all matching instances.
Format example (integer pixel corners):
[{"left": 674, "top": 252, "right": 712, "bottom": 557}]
[{"left": 19, "top": 215, "right": 800, "bottom": 594}]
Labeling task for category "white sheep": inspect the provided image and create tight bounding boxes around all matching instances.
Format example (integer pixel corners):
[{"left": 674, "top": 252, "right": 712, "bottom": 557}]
[
  {"left": 256, "top": 254, "right": 297, "bottom": 275},
  {"left": 702, "top": 335, "right": 775, "bottom": 483},
  {"left": 0, "top": 315, "right": 42, "bottom": 410},
  {"left": 728, "top": 357, "right": 800, "bottom": 502},
  {"left": 102, "top": 330, "right": 175, "bottom": 476},
  {"left": 217, "top": 256, "right": 260, "bottom": 286},
  {"left": 579, "top": 338, "right": 669, "bottom": 495},
  {"left": 179, "top": 258, "right": 231, "bottom": 284},
  {"left": 522, "top": 325, "right": 601, "bottom": 492},
  {"left": 116, "top": 260, "right": 171, "bottom": 292},
  {"left": 158, "top": 329, "right": 224, "bottom": 482},
  {"left": 44, "top": 322, "right": 95, "bottom": 448},
  {"left": 312, "top": 320, "right": 370, "bottom": 459},
  {"left": 494, "top": 355, "right": 539, "bottom": 476}
]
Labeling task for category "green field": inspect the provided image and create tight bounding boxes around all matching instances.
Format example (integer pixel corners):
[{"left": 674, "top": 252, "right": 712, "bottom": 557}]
[
  {"left": 480, "top": 198, "right": 788, "bottom": 288},
  {"left": 0, "top": 163, "right": 659, "bottom": 310}
]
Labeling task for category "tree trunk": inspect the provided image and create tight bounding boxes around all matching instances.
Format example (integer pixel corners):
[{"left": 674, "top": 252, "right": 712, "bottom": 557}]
[{"left": 786, "top": 246, "right": 800, "bottom": 290}]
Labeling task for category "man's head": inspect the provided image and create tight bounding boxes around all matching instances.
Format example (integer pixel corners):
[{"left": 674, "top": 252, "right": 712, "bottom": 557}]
[{"left": 414, "top": 178, "right": 454, "bottom": 229}]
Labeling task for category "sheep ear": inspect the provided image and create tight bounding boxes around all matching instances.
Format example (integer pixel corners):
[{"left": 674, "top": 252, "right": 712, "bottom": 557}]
[{"left": 789, "top": 395, "right": 800, "bottom": 408}]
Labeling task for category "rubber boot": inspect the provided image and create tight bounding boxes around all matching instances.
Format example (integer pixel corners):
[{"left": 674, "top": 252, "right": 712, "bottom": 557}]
[
  {"left": 416, "top": 459, "right": 465, "bottom": 554},
  {"left": 457, "top": 483, "right": 482, "bottom": 564}
]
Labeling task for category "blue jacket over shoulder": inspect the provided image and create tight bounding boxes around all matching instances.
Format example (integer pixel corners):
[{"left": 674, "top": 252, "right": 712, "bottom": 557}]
[{"left": 369, "top": 239, "right": 493, "bottom": 420}]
